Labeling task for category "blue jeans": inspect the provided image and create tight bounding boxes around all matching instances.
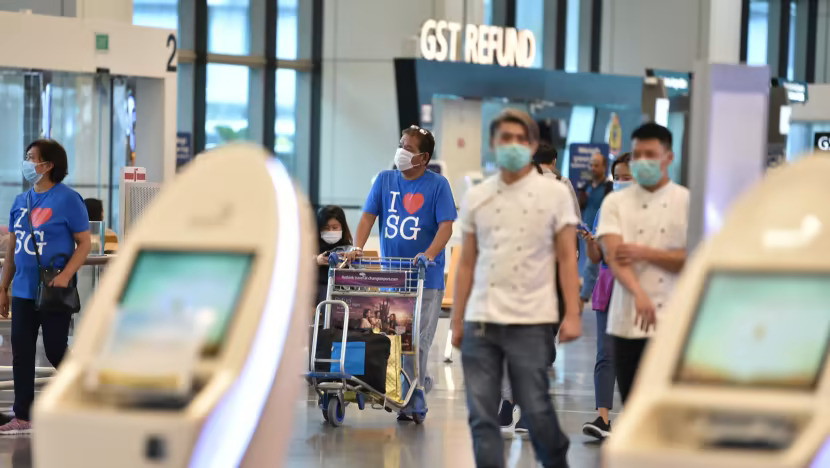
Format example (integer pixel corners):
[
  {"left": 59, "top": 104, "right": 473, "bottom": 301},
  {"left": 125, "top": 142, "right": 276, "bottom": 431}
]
[
  {"left": 462, "top": 322, "right": 569, "bottom": 468},
  {"left": 402, "top": 288, "right": 442, "bottom": 399},
  {"left": 580, "top": 260, "right": 599, "bottom": 300},
  {"left": 593, "top": 308, "right": 615, "bottom": 410}
]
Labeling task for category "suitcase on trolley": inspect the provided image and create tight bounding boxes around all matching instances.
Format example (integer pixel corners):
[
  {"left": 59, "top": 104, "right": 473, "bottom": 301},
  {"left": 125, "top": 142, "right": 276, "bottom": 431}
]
[{"left": 314, "top": 328, "right": 391, "bottom": 394}]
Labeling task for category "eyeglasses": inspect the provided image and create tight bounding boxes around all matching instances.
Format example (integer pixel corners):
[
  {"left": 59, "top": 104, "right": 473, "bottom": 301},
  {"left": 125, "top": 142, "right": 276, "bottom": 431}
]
[
  {"left": 409, "top": 125, "right": 431, "bottom": 136},
  {"left": 23, "top": 153, "right": 37, "bottom": 162}
]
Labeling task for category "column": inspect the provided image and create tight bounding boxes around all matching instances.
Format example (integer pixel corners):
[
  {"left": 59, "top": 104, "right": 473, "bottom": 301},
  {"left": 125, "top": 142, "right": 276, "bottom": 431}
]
[
  {"left": 699, "top": 0, "right": 743, "bottom": 64},
  {"left": 687, "top": 0, "right": 770, "bottom": 250}
]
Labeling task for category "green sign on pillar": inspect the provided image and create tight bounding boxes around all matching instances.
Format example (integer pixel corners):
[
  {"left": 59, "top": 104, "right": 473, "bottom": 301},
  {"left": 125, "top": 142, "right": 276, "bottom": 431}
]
[{"left": 95, "top": 33, "right": 109, "bottom": 52}]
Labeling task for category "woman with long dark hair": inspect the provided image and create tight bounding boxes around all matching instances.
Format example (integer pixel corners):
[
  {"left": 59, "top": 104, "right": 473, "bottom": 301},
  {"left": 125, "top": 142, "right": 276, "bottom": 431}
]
[
  {"left": 0, "top": 139, "right": 91, "bottom": 435},
  {"left": 314, "top": 205, "right": 353, "bottom": 305}
]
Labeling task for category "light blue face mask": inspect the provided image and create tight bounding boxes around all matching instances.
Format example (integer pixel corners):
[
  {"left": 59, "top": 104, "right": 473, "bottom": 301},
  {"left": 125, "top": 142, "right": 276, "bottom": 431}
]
[
  {"left": 495, "top": 143, "right": 532, "bottom": 172},
  {"left": 22, "top": 161, "right": 44, "bottom": 184},
  {"left": 613, "top": 180, "right": 633, "bottom": 191},
  {"left": 630, "top": 159, "right": 663, "bottom": 187}
]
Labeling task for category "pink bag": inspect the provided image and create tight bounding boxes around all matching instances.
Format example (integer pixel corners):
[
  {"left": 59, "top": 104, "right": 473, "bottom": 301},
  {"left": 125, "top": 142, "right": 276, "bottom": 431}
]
[{"left": 591, "top": 267, "right": 614, "bottom": 312}]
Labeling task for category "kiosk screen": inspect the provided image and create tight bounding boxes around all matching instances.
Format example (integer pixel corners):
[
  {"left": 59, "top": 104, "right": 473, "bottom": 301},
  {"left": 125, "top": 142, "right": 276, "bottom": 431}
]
[
  {"left": 119, "top": 250, "right": 254, "bottom": 356},
  {"left": 677, "top": 272, "right": 830, "bottom": 389}
]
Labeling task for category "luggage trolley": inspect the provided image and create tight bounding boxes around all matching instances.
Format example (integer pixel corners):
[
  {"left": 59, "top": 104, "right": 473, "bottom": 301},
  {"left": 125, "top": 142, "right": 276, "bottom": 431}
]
[{"left": 307, "top": 254, "right": 433, "bottom": 427}]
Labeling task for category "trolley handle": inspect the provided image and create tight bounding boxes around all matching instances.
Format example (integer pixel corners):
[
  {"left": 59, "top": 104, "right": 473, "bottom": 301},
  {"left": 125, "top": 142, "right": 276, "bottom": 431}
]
[{"left": 348, "top": 257, "right": 437, "bottom": 268}]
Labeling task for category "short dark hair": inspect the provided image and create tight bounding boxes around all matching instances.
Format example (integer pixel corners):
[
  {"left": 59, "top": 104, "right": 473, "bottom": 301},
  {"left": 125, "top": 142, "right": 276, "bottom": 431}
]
[
  {"left": 533, "top": 142, "right": 558, "bottom": 165},
  {"left": 489, "top": 109, "right": 540, "bottom": 143},
  {"left": 316, "top": 205, "right": 353, "bottom": 244},
  {"left": 84, "top": 198, "right": 104, "bottom": 222},
  {"left": 611, "top": 152, "right": 632, "bottom": 177},
  {"left": 27, "top": 139, "right": 69, "bottom": 184},
  {"left": 401, "top": 125, "right": 436, "bottom": 163},
  {"left": 631, "top": 123, "right": 673, "bottom": 149}
]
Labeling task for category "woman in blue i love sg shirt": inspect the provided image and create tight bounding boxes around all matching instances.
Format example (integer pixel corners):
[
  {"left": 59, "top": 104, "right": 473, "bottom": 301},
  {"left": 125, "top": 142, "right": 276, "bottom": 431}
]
[{"left": 0, "top": 140, "right": 91, "bottom": 434}]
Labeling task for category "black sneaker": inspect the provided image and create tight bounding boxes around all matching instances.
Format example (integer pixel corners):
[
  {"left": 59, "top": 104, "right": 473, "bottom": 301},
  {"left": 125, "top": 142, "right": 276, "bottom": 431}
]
[
  {"left": 498, "top": 400, "right": 520, "bottom": 432},
  {"left": 582, "top": 416, "right": 611, "bottom": 440}
]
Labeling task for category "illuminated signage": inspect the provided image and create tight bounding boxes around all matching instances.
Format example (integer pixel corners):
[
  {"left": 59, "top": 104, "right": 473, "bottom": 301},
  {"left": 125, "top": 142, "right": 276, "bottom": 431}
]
[
  {"left": 647, "top": 69, "right": 692, "bottom": 97},
  {"left": 420, "top": 20, "right": 536, "bottom": 68},
  {"left": 772, "top": 78, "right": 808, "bottom": 103},
  {"left": 814, "top": 132, "right": 830, "bottom": 151}
]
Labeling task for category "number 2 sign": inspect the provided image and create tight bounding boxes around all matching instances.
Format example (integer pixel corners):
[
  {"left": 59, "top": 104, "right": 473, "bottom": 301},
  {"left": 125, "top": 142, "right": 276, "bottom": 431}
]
[{"left": 167, "top": 33, "right": 177, "bottom": 72}]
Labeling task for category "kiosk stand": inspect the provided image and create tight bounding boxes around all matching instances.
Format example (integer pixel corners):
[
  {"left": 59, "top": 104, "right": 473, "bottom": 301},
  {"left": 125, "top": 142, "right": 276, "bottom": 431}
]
[
  {"left": 603, "top": 155, "right": 830, "bottom": 468},
  {"left": 32, "top": 144, "right": 315, "bottom": 468}
]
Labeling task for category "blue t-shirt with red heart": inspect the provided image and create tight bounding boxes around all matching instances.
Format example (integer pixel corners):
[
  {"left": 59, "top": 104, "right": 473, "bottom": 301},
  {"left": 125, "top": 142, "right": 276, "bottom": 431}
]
[
  {"left": 363, "top": 170, "right": 457, "bottom": 290},
  {"left": 8, "top": 184, "right": 90, "bottom": 300}
]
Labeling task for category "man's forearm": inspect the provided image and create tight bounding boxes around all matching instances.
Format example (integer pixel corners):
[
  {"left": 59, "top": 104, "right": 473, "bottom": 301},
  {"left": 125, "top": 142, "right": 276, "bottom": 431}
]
[
  {"left": 452, "top": 264, "right": 473, "bottom": 326},
  {"left": 643, "top": 248, "right": 686, "bottom": 273},
  {"left": 355, "top": 213, "right": 376, "bottom": 249},
  {"left": 558, "top": 254, "right": 580, "bottom": 318},
  {"left": 607, "top": 259, "right": 647, "bottom": 299},
  {"left": 425, "top": 222, "right": 453, "bottom": 259}
]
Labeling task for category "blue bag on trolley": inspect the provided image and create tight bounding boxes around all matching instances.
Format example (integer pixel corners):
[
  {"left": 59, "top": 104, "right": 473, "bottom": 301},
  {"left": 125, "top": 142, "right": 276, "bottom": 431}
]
[{"left": 314, "top": 328, "right": 391, "bottom": 394}]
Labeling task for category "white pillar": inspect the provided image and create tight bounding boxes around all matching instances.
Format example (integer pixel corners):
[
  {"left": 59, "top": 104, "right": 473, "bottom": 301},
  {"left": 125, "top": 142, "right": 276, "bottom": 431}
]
[
  {"left": 699, "top": 0, "right": 743, "bottom": 63},
  {"left": 76, "top": 0, "right": 132, "bottom": 23}
]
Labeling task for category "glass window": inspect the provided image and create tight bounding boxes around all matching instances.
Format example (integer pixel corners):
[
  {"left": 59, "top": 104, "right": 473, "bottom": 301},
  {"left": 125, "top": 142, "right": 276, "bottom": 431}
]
[
  {"left": 133, "top": 0, "right": 178, "bottom": 30},
  {"left": 746, "top": 0, "right": 769, "bottom": 66},
  {"left": 275, "top": 69, "right": 297, "bottom": 173},
  {"left": 786, "top": 0, "right": 796, "bottom": 80},
  {"left": 277, "top": 0, "right": 299, "bottom": 60},
  {"left": 208, "top": 0, "right": 251, "bottom": 56},
  {"left": 482, "top": 0, "right": 493, "bottom": 25},
  {"left": 0, "top": 70, "right": 25, "bottom": 222},
  {"left": 516, "top": 0, "right": 544, "bottom": 68},
  {"left": 206, "top": 64, "right": 250, "bottom": 148},
  {"left": 565, "top": 0, "right": 580, "bottom": 72}
]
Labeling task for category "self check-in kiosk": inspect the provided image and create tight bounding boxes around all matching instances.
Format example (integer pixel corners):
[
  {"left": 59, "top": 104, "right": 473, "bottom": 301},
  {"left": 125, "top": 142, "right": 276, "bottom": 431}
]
[
  {"left": 604, "top": 154, "right": 830, "bottom": 468},
  {"left": 32, "top": 144, "right": 315, "bottom": 468}
]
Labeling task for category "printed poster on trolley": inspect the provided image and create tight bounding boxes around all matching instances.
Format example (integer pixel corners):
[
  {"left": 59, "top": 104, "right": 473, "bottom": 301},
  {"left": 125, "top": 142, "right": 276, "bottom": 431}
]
[{"left": 329, "top": 269, "right": 417, "bottom": 354}]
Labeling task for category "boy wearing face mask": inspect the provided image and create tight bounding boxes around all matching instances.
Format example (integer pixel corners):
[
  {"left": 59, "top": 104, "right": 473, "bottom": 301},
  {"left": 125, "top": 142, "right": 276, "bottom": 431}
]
[
  {"left": 596, "top": 123, "right": 689, "bottom": 405},
  {"left": 451, "top": 110, "right": 581, "bottom": 468},
  {"left": 351, "top": 125, "right": 456, "bottom": 420}
]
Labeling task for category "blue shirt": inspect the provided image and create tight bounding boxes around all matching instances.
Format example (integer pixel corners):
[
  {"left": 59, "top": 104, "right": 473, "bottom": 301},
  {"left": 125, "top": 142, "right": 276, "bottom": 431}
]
[
  {"left": 9, "top": 184, "right": 90, "bottom": 300},
  {"left": 582, "top": 181, "right": 609, "bottom": 228},
  {"left": 363, "top": 170, "right": 457, "bottom": 290}
]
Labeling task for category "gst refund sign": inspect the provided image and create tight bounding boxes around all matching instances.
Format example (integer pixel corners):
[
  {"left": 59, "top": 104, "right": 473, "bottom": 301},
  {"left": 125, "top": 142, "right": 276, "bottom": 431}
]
[{"left": 420, "top": 20, "right": 536, "bottom": 68}]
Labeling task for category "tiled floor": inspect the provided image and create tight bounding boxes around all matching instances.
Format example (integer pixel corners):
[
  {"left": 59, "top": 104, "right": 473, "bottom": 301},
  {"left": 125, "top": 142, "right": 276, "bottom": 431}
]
[{"left": 0, "top": 311, "right": 615, "bottom": 467}]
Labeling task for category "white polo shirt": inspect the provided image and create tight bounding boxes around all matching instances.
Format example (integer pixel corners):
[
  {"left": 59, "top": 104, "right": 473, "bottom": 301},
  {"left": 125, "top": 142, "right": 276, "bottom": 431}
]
[
  {"left": 460, "top": 170, "right": 578, "bottom": 325},
  {"left": 596, "top": 181, "right": 689, "bottom": 339}
]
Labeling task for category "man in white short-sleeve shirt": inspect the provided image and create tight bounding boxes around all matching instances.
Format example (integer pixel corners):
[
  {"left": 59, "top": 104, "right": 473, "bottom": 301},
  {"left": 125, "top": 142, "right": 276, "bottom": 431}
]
[
  {"left": 596, "top": 123, "right": 689, "bottom": 404},
  {"left": 451, "top": 109, "right": 581, "bottom": 468}
]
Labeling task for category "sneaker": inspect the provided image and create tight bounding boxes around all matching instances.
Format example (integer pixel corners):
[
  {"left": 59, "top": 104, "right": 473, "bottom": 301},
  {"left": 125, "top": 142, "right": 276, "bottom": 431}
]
[
  {"left": 424, "top": 376, "right": 434, "bottom": 394},
  {"left": 0, "top": 419, "right": 31, "bottom": 436},
  {"left": 515, "top": 414, "right": 529, "bottom": 435},
  {"left": 499, "top": 400, "right": 520, "bottom": 433},
  {"left": 397, "top": 412, "right": 413, "bottom": 422},
  {"left": 582, "top": 416, "right": 611, "bottom": 440}
]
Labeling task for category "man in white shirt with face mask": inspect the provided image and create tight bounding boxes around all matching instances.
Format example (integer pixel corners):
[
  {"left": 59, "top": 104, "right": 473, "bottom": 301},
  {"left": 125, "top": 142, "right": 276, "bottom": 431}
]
[
  {"left": 596, "top": 122, "right": 689, "bottom": 404},
  {"left": 452, "top": 109, "right": 581, "bottom": 468}
]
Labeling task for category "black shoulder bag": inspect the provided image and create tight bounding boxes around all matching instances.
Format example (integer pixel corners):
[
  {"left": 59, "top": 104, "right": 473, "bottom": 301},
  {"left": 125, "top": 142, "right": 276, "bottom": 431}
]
[{"left": 26, "top": 193, "right": 81, "bottom": 314}]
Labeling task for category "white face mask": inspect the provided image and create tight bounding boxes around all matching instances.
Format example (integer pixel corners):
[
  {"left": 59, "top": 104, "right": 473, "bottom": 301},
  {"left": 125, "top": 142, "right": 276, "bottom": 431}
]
[
  {"left": 321, "top": 230, "right": 342, "bottom": 244},
  {"left": 394, "top": 148, "right": 422, "bottom": 172}
]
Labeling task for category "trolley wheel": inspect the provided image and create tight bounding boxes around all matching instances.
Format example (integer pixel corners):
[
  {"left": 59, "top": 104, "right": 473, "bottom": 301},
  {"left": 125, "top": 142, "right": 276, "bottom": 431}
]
[
  {"left": 321, "top": 408, "right": 329, "bottom": 422},
  {"left": 412, "top": 412, "right": 424, "bottom": 425},
  {"left": 327, "top": 396, "right": 345, "bottom": 427}
]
